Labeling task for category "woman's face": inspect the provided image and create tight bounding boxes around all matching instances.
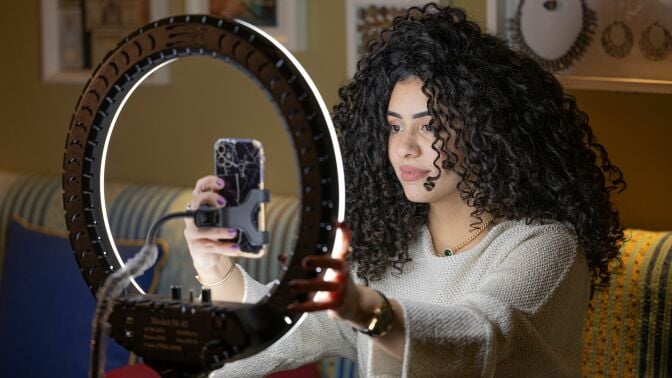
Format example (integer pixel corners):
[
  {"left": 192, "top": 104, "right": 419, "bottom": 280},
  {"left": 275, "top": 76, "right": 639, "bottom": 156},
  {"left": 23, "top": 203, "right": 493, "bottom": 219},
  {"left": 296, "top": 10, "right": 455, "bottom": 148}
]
[{"left": 387, "top": 78, "right": 461, "bottom": 205}]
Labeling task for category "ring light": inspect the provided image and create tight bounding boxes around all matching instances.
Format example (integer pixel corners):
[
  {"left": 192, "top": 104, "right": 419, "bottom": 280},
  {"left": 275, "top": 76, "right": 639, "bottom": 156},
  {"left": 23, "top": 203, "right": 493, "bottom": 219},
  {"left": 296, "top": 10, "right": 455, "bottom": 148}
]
[{"left": 62, "top": 15, "right": 344, "bottom": 375}]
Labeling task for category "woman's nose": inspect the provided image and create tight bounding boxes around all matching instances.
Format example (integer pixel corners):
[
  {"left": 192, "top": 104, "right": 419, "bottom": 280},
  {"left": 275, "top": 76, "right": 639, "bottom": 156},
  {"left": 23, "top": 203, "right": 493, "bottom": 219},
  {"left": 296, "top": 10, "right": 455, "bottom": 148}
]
[{"left": 395, "top": 132, "right": 420, "bottom": 158}]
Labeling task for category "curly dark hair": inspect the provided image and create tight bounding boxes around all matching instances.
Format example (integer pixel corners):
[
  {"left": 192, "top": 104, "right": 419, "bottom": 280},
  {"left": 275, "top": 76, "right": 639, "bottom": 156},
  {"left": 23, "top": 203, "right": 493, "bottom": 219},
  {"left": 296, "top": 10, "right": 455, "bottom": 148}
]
[{"left": 332, "top": 3, "right": 625, "bottom": 292}]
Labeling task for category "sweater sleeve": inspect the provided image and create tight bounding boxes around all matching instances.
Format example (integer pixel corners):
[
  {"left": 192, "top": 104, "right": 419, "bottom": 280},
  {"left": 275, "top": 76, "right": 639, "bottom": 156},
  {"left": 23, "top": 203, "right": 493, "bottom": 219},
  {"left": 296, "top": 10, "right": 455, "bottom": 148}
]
[
  {"left": 209, "top": 265, "right": 358, "bottom": 378},
  {"left": 388, "top": 225, "right": 590, "bottom": 377}
]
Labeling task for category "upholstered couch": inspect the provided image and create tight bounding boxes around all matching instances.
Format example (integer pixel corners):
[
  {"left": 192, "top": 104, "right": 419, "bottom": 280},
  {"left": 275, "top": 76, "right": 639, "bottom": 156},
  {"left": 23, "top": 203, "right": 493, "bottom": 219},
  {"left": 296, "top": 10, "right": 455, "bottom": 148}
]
[
  {"left": 0, "top": 170, "right": 351, "bottom": 378},
  {"left": 0, "top": 170, "right": 669, "bottom": 377}
]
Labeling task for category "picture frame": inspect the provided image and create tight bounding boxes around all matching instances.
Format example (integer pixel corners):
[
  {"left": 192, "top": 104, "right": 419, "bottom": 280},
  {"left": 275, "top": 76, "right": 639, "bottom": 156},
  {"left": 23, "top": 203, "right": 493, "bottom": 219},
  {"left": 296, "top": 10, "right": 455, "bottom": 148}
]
[
  {"left": 346, "top": 0, "right": 439, "bottom": 77},
  {"left": 486, "top": 0, "right": 672, "bottom": 94},
  {"left": 41, "top": 0, "right": 170, "bottom": 85},
  {"left": 185, "top": 0, "right": 307, "bottom": 51}
]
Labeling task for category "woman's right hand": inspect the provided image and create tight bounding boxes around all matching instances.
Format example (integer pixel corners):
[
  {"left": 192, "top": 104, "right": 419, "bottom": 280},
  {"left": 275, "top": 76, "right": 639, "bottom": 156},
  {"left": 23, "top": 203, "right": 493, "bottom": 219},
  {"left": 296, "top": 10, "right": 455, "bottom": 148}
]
[{"left": 184, "top": 175, "right": 239, "bottom": 272}]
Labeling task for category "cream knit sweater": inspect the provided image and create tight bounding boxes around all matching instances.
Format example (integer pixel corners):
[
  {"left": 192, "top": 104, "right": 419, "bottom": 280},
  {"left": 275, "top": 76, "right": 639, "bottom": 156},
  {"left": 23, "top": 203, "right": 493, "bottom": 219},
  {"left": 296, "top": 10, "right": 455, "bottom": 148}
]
[{"left": 210, "top": 220, "right": 590, "bottom": 377}]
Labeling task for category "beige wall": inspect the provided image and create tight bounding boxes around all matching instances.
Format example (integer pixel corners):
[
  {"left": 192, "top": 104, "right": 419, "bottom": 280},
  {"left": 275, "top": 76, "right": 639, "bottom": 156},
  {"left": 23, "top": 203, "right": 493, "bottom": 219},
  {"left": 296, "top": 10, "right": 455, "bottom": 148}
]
[
  {"left": 0, "top": 1, "right": 670, "bottom": 229},
  {"left": 0, "top": 0, "right": 347, "bottom": 198}
]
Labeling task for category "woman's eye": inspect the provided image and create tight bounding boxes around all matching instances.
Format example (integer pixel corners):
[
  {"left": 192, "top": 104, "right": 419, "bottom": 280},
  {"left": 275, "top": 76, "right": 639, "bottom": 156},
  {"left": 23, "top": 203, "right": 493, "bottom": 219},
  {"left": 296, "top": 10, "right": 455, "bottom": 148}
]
[
  {"left": 422, "top": 124, "right": 435, "bottom": 132},
  {"left": 389, "top": 124, "right": 401, "bottom": 132}
]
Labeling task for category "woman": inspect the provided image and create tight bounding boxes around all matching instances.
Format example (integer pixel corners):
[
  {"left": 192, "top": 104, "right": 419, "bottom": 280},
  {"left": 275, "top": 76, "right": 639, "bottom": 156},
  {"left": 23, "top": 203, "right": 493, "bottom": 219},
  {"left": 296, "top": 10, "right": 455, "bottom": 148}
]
[{"left": 184, "top": 3, "right": 624, "bottom": 377}]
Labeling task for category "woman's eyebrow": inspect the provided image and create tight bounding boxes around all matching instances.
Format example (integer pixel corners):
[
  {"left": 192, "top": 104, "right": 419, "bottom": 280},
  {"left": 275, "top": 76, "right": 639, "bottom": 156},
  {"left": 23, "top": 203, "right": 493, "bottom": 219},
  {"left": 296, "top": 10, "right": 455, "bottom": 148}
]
[
  {"left": 412, "top": 111, "right": 431, "bottom": 119},
  {"left": 386, "top": 111, "right": 431, "bottom": 119}
]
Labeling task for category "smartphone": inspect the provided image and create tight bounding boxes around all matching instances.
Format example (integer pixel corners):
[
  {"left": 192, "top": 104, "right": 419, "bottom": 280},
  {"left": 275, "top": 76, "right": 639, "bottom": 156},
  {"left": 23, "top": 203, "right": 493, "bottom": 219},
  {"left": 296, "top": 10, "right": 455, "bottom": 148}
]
[{"left": 214, "top": 138, "right": 267, "bottom": 258}]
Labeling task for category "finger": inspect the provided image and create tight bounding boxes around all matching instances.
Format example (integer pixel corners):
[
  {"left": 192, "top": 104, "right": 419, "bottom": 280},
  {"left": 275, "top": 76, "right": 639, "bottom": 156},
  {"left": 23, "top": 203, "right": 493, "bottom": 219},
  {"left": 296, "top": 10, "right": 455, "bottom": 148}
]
[
  {"left": 185, "top": 226, "right": 237, "bottom": 240},
  {"left": 189, "top": 192, "right": 227, "bottom": 212},
  {"left": 327, "top": 309, "right": 340, "bottom": 320},
  {"left": 184, "top": 192, "right": 226, "bottom": 229},
  {"left": 302, "top": 257, "right": 350, "bottom": 283},
  {"left": 188, "top": 224, "right": 238, "bottom": 237},
  {"left": 333, "top": 222, "right": 352, "bottom": 259},
  {"left": 301, "top": 255, "right": 345, "bottom": 271},
  {"left": 278, "top": 254, "right": 288, "bottom": 265},
  {"left": 193, "top": 175, "right": 225, "bottom": 196},
  {"left": 184, "top": 192, "right": 227, "bottom": 231},
  {"left": 289, "top": 279, "right": 342, "bottom": 293},
  {"left": 287, "top": 298, "right": 343, "bottom": 313},
  {"left": 193, "top": 238, "right": 239, "bottom": 251},
  {"left": 188, "top": 238, "right": 240, "bottom": 256}
]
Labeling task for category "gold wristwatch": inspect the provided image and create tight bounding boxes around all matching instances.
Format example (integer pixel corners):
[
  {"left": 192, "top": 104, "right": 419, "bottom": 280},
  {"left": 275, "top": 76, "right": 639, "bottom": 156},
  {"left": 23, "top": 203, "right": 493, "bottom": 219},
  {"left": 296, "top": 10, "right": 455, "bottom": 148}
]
[{"left": 355, "top": 290, "right": 395, "bottom": 337}]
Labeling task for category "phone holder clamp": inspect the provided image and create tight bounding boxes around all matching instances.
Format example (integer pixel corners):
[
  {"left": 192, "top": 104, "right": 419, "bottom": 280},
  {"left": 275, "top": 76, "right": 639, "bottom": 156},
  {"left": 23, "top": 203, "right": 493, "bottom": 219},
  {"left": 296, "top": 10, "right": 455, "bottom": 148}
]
[{"left": 193, "top": 189, "right": 270, "bottom": 246}]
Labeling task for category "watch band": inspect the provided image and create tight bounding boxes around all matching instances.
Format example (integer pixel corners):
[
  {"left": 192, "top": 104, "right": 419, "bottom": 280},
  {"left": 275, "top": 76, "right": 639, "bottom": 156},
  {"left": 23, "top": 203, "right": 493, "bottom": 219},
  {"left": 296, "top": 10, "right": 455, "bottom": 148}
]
[{"left": 355, "top": 290, "right": 395, "bottom": 337}]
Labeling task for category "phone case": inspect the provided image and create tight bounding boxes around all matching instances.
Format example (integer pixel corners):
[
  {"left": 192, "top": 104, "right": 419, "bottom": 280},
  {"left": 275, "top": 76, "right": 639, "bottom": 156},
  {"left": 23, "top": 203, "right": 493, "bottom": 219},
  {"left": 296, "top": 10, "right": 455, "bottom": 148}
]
[{"left": 214, "top": 138, "right": 267, "bottom": 258}]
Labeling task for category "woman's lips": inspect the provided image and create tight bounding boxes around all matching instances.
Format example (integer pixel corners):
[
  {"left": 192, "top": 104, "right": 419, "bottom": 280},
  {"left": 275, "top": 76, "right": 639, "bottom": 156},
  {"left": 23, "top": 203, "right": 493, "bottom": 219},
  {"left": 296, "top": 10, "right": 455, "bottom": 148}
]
[{"left": 400, "top": 166, "right": 430, "bottom": 181}]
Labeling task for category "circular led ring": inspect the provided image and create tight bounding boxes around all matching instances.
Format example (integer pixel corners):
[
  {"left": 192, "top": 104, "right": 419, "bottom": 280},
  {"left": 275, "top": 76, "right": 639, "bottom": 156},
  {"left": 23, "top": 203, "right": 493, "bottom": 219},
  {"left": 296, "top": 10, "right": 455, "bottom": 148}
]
[{"left": 63, "top": 15, "right": 344, "bottom": 374}]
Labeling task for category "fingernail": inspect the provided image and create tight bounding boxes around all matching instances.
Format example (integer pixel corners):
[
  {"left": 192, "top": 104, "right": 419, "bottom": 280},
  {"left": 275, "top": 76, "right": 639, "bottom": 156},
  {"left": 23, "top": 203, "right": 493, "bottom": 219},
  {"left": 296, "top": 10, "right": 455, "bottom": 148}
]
[
  {"left": 217, "top": 179, "right": 224, "bottom": 187},
  {"left": 229, "top": 228, "right": 237, "bottom": 234},
  {"left": 217, "top": 197, "right": 226, "bottom": 205},
  {"left": 231, "top": 244, "right": 239, "bottom": 250}
]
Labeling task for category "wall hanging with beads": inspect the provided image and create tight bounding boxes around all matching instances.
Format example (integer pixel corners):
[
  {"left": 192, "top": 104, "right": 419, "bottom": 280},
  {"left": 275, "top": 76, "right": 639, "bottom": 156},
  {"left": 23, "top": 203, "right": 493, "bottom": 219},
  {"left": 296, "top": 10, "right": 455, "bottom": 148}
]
[{"left": 486, "top": 0, "right": 672, "bottom": 94}]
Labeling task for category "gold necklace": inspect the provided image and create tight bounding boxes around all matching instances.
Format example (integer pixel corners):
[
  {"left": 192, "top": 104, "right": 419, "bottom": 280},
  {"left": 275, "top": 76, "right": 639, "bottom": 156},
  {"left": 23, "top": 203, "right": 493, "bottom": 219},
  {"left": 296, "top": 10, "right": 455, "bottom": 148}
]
[{"left": 438, "top": 218, "right": 492, "bottom": 257}]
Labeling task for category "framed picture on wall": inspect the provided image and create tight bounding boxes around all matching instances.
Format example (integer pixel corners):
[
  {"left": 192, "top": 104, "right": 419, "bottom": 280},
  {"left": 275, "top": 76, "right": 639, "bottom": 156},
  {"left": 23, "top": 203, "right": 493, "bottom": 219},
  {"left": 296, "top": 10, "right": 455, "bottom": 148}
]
[
  {"left": 346, "top": 0, "right": 423, "bottom": 78},
  {"left": 185, "top": 0, "right": 307, "bottom": 51},
  {"left": 345, "top": 0, "right": 453, "bottom": 77},
  {"left": 41, "top": 0, "right": 170, "bottom": 84},
  {"left": 486, "top": 0, "right": 672, "bottom": 94}
]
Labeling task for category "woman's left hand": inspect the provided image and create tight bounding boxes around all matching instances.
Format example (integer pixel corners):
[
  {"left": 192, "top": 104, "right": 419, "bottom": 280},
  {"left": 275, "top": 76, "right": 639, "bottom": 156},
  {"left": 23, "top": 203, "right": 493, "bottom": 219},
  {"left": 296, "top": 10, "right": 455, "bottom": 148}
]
[
  {"left": 287, "top": 224, "right": 406, "bottom": 360},
  {"left": 286, "top": 224, "right": 370, "bottom": 326}
]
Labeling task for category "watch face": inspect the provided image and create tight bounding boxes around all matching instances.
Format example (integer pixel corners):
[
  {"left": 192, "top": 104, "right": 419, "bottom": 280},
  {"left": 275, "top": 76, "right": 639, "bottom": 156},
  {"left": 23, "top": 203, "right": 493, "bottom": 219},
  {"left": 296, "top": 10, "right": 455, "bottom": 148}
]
[
  {"left": 363, "top": 292, "right": 394, "bottom": 337},
  {"left": 376, "top": 307, "right": 394, "bottom": 335}
]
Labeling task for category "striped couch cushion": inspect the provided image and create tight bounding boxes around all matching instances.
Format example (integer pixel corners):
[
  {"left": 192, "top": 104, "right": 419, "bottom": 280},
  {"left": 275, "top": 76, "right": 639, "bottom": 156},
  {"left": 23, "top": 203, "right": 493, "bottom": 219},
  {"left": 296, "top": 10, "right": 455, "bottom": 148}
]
[
  {"left": 583, "top": 229, "right": 672, "bottom": 377},
  {"left": 102, "top": 182, "right": 300, "bottom": 293},
  {"left": 0, "top": 171, "right": 303, "bottom": 294}
]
